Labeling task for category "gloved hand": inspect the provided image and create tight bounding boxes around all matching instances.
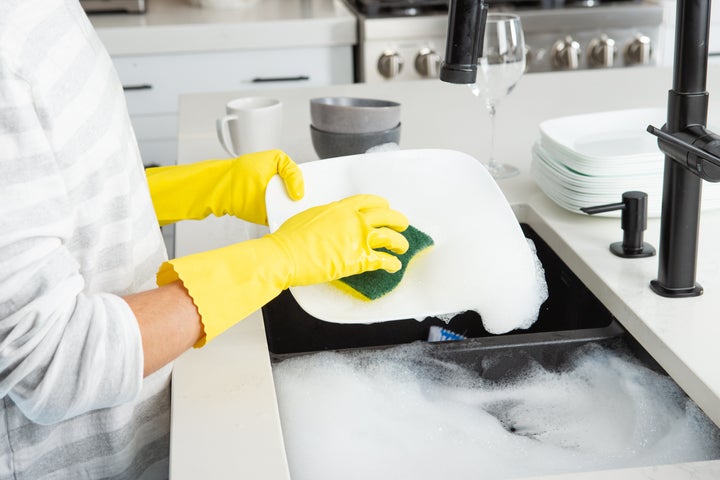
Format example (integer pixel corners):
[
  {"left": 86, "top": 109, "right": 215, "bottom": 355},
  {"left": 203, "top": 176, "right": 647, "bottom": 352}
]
[
  {"left": 145, "top": 149, "right": 303, "bottom": 226},
  {"left": 157, "top": 194, "right": 409, "bottom": 346}
]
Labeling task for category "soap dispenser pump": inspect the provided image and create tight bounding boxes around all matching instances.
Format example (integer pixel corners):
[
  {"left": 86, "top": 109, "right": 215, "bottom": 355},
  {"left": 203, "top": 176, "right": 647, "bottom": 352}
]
[{"left": 581, "top": 191, "right": 656, "bottom": 258}]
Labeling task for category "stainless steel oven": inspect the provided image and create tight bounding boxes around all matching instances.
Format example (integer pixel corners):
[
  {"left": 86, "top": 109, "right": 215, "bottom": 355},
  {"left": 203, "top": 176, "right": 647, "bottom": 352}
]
[{"left": 344, "top": 0, "right": 664, "bottom": 82}]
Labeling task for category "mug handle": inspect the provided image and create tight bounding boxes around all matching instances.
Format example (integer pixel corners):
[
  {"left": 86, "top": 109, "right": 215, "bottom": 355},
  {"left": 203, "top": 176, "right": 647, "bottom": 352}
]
[{"left": 216, "top": 114, "right": 238, "bottom": 157}]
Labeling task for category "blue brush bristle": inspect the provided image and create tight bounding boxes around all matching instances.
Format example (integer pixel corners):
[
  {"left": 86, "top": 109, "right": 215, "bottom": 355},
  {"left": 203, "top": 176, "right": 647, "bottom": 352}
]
[{"left": 427, "top": 326, "right": 467, "bottom": 342}]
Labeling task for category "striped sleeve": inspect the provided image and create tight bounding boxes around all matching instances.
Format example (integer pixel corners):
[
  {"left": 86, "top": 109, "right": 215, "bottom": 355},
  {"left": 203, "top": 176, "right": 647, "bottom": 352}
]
[{"left": 0, "top": 62, "right": 144, "bottom": 425}]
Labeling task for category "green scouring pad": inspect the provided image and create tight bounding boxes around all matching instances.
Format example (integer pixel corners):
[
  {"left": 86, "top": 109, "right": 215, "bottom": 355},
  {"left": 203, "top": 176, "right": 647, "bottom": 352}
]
[{"left": 335, "top": 225, "right": 434, "bottom": 301}]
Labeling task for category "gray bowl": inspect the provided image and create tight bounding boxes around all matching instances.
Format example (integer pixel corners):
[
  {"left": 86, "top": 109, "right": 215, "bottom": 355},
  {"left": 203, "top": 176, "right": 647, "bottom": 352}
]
[
  {"left": 310, "top": 123, "right": 401, "bottom": 159},
  {"left": 310, "top": 97, "right": 401, "bottom": 134}
]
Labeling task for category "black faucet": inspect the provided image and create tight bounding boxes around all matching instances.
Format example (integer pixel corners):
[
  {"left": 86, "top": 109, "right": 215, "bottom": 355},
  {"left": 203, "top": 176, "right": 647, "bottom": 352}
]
[
  {"left": 439, "top": 0, "right": 488, "bottom": 84},
  {"left": 646, "top": 0, "right": 720, "bottom": 297}
]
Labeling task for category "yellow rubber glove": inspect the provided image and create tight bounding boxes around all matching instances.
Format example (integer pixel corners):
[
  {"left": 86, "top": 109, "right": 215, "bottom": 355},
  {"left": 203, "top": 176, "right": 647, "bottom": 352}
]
[
  {"left": 145, "top": 149, "right": 303, "bottom": 227},
  {"left": 157, "top": 194, "right": 409, "bottom": 347}
]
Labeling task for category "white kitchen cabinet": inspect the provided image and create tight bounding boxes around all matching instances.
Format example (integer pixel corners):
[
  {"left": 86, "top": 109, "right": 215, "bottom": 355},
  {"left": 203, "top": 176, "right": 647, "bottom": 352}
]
[
  {"left": 90, "top": 0, "right": 357, "bottom": 168},
  {"left": 113, "top": 46, "right": 353, "bottom": 168}
]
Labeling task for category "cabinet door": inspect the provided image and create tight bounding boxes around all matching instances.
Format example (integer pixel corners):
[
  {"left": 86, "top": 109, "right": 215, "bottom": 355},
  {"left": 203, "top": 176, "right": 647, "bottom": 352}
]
[{"left": 113, "top": 46, "right": 353, "bottom": 116}]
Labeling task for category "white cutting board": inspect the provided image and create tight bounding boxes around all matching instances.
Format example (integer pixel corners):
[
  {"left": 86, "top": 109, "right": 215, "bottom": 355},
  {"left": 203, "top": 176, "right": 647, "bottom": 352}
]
[{"left": 265, "top": 149, "right": 545, "bottom": 332}]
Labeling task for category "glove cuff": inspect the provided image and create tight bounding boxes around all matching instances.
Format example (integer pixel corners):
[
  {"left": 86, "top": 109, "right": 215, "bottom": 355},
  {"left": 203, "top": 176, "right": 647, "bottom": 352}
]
[{"left": 156, "top": 238, "right": 292, "bottom": 347}]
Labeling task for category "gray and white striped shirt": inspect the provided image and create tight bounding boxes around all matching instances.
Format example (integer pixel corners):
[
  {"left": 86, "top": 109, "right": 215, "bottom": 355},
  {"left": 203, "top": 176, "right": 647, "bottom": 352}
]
[{"left": 1, "top": 0, "right": 171, "bottom": 477}]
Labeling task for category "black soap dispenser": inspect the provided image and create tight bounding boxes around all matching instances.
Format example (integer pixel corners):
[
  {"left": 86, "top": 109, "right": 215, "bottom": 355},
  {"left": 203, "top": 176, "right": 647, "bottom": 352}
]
[{"left": 580, "top": 191, "right": 655, "bottom": 258}]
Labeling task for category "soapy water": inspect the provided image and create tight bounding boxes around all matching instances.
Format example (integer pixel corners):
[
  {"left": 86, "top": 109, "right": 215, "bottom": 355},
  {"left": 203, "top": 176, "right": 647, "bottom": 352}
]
[{"left": 273, "top": 342, "right": 720, "bottom": 480}]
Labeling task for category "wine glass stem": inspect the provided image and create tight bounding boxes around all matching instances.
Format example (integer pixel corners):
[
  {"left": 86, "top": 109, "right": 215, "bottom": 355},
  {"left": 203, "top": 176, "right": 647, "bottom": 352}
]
[{"left": 487, "top": 103, "right": 497, "bottom": 168}]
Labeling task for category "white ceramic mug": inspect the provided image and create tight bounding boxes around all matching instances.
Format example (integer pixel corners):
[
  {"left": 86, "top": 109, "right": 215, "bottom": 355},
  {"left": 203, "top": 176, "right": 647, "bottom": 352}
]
[{"left": 216, "top": 97, "right": 282, "bottom": 157}]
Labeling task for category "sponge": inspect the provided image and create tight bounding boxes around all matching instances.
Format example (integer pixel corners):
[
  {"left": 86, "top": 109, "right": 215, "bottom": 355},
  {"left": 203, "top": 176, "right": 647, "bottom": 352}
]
[{"left": 335, "top": 225, "right": 434, "bottom": 301}]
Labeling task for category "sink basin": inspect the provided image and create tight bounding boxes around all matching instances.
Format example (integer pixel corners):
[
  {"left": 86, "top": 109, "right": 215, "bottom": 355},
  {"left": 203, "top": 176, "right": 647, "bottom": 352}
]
[
  {"left": 270, "top": 324, "right": 720, "bottom": 479},
  {"left": 263, "top": 223, "right": 615, "bottom": 357},
  {"left": 266, "top": 221, "right": 720, "bottom": 479}
]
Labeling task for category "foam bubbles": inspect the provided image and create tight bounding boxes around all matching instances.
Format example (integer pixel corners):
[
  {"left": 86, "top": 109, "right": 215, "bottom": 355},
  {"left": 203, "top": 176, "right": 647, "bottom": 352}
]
[
  {"left": 273, "top": 342, "right": 720, "bottom": 480},
  {"left": 475, "top": 238, "right": 549, "bottom": 334},
  {"left": 419, "top": 239, "right": 548, "bottom": 329}
]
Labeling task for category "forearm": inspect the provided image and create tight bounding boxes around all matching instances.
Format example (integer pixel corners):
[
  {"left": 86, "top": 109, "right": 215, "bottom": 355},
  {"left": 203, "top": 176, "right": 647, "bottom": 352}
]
[{"left": 124, "top": 281, "right": 203, "bottom": 377}]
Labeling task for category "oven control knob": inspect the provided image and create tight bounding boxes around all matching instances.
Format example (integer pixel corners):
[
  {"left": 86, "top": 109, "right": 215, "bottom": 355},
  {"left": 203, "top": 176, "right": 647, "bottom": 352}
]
[
  {"left": 588, "top": 34, "right": 617, "bottom": 68},
  {"left": 378, "top": 50, "right": 404, "bottom": 79},
  {"left": 551, "top": 36, "right": 581, "bottom": 70},
  {"left": 624, "top": 34, "right": 652, "bottom": 66},
  {"left": 414, "top": 48, "right": 441, "bottom": 78}
]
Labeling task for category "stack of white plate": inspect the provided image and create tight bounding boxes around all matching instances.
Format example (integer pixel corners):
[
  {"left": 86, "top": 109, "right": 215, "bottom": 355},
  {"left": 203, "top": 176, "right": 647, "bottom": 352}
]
[{"left": 530, "top": 108, "right": 720, "bottom": 217}]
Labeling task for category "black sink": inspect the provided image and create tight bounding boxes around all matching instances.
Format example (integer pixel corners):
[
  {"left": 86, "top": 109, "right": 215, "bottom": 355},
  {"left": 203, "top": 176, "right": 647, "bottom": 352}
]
[
  {"left": 266, "top": 224, "right": 720, "bottom": 473},
  {"left": 263, "top": 223, "right": 616, "bottom": 357}
]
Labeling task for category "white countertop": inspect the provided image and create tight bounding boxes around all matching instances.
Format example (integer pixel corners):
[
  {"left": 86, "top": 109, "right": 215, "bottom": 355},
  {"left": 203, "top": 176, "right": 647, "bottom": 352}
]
[
  {"left": 88, "top": 0, "right": 356, "bottom": 55},
  {"left": 170, "top": 65, "right": 720, "bottom": 479}
]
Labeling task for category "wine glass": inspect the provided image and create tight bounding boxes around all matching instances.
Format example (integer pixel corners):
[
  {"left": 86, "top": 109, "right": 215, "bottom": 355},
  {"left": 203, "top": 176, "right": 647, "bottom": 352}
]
[{"left": 470, "top": 13, "right": 526, "bottom": 179}]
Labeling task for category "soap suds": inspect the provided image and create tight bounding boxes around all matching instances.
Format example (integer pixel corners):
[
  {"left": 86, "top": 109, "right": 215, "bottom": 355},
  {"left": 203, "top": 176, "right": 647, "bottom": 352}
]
[
  {"left": 425, "top": 238, "right": 548, "bottom": 330},
  {"left": 478, "top": 237, "right": 548, "bottom": 334},
  {"left": 273, "top": 342, "right": 720, "bottom": 480}
]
